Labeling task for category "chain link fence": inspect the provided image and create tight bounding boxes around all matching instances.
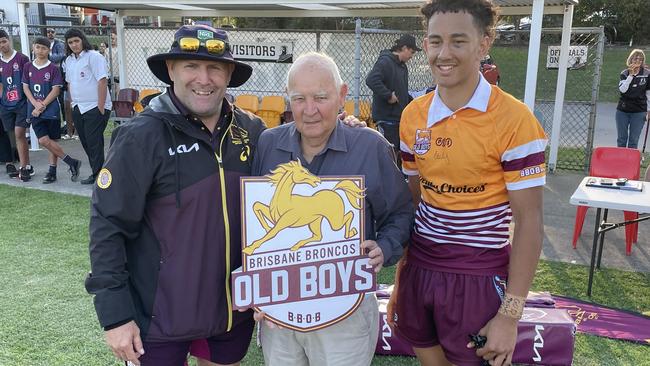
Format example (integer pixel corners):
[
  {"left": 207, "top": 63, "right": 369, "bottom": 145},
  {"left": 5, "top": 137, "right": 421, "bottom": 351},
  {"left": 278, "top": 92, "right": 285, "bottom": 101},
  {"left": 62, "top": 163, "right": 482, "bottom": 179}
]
[
  {"left": 125, "top": 25, "right": 603, "bottom": 171},
  {"left": 0, "top": 23, "right": 116, "bottom": 96},
  {"left": 492, "top": 27, "right": 605, "bottom": 171},
  {"left": 120, "top": 26, "right": 429, "bottom": 124},
  {"left": 0, "top": 23, "right": 114, "bottom": 65},
  {"left": 2, "top": 22, "right": 602, "bottom": 171},
  {"left": 357, "top": 27, "right": 604, "bottom": 171}
]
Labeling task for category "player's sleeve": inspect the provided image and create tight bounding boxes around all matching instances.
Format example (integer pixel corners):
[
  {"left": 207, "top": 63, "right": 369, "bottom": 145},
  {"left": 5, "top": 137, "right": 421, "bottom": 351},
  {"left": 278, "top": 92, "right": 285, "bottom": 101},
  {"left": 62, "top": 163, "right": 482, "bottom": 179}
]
[
  {"left": 500, "top": 110, "right": 548, "bottom": 191},
  {"left": 20, "top": 55, "right": 30, "bottom": 71},
  {"left": 52, "top": 65, "right": 64, "bottom": 87},
  {"left": 399, "top": 106, "right": 419, "bottom": 176},
  {"left": 20, "top": 63, "right": 29, "bottom": 84}
]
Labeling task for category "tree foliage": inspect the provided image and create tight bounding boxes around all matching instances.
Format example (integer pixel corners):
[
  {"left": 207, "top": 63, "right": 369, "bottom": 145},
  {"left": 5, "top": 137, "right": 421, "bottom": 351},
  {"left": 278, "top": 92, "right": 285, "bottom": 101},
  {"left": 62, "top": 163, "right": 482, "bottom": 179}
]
[
  {"left": 573, "top": 0, "right": 650, "bottom": 44},
  {"left": 231, "top": 17, "right": 423, "bottom": 31},
  {"left": 215, "top": 1, "right": 650, "bottom": 45}
]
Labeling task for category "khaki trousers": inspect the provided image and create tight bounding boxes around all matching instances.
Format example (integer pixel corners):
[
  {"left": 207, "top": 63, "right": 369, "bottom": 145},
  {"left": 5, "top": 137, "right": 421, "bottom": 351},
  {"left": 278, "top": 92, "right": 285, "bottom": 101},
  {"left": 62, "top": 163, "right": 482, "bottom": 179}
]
[{"left": 260, "top": 294, "right": 379, "bottom": 366}]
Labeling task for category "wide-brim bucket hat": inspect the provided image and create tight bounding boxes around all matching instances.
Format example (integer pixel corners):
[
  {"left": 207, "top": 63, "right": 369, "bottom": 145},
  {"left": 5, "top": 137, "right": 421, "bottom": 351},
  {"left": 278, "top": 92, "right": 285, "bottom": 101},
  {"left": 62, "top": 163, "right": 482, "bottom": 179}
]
[{"left": 146, "top": 24, "right": 252, "bottom": 87}]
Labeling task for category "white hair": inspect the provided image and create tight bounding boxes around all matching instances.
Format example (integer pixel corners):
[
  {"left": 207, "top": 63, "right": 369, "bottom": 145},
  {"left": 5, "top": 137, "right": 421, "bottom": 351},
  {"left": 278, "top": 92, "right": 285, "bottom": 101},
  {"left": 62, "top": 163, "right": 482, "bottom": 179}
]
[{"left": 286, "top": 52, "right": 343, "bottom": 91}]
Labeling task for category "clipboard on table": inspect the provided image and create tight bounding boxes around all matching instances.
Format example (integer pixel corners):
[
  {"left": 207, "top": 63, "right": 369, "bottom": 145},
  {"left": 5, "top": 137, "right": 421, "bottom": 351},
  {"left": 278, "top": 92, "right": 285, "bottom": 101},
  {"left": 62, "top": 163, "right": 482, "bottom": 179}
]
[{"left": 586, "top": 177, "right": 644, "bottom": 192}]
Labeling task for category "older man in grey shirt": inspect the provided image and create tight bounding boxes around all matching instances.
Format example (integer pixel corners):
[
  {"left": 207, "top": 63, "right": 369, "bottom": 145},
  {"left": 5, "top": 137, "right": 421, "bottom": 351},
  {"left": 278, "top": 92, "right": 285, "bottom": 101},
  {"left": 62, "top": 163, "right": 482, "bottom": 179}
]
[{"left": 251, "top": 52, "right": 413, "bottom": 366}]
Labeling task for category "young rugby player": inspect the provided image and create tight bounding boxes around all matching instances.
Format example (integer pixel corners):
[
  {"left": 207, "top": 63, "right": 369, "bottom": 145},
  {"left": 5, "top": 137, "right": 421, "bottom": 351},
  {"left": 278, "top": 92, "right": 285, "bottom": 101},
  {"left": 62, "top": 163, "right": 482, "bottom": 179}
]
[
  {"left": 22, "top": 37, "right": 81, "bottom": 183},
  {"left": 392, "top": 1, "right": 547, "bottom": 365},
  {"left": 0, "top": 29, "right": 32, "bottom": 180}
]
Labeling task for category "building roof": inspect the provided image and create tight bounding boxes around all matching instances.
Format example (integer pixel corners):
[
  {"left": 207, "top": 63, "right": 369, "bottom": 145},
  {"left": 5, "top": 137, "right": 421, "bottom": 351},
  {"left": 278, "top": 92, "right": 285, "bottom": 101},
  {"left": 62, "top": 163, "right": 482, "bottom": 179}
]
[{"left": 17, "top": 0, "right": 579, "bottom": 17}]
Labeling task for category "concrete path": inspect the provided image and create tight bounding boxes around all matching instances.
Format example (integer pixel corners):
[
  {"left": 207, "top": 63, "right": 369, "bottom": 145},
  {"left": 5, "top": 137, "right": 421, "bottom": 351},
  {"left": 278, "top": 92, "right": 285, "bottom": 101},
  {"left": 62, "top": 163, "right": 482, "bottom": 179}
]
[
  {"left": 0, "top": 136, "right": 95, "bottom": 197},
  {"left": 542, "top": 171, "right": 649, "bottom": 274},
  {"left": 593, "top": 102, "right": 649, "bottom": 150}
]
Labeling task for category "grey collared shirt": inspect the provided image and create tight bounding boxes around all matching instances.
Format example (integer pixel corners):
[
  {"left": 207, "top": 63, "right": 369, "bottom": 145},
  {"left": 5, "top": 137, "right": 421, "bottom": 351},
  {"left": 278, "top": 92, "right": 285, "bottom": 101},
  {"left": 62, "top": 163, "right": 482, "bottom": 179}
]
[{"left": 252, "top": 121, "right": 413, "bottom": 266}]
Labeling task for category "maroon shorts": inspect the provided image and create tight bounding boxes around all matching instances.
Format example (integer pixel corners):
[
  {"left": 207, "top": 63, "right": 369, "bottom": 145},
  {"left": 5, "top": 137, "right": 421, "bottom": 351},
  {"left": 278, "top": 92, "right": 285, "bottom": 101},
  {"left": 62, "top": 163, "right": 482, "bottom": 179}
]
[
  {"left": 133, "top": 316, "right": 254, "bottom": 366},
  {"left": 393, "top": 263, "right": 507, "bottom": 366}
]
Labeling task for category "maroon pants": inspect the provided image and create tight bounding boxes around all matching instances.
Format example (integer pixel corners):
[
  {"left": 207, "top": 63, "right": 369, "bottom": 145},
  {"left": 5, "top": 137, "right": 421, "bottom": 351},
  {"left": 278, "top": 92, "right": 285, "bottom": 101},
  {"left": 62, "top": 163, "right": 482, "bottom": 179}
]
[
  {"left": 393, "top": 262, "right": 506, "bottom": 366},
  {"left": 133, "top": 316, "right": 254, "bottom": 366}
]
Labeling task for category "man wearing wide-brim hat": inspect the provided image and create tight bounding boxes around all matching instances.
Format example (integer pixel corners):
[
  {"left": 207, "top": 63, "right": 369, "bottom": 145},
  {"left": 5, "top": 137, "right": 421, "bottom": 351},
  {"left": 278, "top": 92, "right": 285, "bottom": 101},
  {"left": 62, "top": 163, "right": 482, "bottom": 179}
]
[{"left": 85, "top": 24, "right": 265, "bottom": 366}]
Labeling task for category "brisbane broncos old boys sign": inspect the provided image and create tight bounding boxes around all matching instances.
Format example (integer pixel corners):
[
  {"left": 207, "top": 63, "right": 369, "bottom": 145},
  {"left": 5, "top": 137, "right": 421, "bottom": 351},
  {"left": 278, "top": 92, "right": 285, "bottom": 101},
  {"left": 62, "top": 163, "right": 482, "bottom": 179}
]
[{"left": 232, "top": 160, "right": 376, "bottom": 331}]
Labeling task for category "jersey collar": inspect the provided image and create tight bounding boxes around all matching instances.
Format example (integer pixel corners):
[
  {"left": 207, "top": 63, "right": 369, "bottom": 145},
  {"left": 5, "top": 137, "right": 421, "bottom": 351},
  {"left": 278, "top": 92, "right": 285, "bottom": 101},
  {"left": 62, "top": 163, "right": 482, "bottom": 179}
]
[
  {"left": 32, "top": 60, "right": 52, "bottom": 70},
  {"left": 427, "top": 72, "right": 491, "bottom": 128},
  {"left": 0, "top": 50, "right": 17, "bottom": 63}
]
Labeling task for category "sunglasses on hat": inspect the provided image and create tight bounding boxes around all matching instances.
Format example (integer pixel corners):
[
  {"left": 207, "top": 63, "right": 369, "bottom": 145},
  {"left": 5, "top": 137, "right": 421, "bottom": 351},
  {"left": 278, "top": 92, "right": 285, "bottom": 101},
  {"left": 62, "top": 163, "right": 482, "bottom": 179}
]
[{"left": 174, "top": 37, "right": 229, "bottom": 56}]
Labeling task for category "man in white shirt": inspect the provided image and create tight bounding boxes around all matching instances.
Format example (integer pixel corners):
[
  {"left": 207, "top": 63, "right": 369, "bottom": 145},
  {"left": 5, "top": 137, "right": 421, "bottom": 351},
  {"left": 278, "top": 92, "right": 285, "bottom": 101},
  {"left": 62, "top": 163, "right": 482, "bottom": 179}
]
[{"left": 63, "top": 28, "right": 112, "bottom": 184}]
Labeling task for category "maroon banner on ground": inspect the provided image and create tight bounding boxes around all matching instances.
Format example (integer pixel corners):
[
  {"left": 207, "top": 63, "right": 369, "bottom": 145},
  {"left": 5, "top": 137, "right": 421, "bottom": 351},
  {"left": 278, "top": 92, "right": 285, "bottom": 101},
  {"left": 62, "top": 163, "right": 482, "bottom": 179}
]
[{"left": 553, "top": 295, "right": 650, "bottom": 345}]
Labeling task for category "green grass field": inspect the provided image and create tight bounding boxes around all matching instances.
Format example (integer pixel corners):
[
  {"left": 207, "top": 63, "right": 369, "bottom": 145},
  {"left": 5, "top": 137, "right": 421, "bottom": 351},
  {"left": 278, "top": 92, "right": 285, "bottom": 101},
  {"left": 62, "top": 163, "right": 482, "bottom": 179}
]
[{"left": 1, "top": 184, "right": 649, "bottom": 365}]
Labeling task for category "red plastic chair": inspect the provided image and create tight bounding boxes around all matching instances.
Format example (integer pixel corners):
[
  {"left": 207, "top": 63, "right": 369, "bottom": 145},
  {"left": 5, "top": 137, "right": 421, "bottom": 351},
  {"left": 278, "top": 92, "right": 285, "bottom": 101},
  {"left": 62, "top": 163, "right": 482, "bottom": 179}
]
[
  {"left": 572, "top": 147, "right": 641, "bottom": 255},
  {"left": 90, "top": 15, "right": 99, "bottom": 34}
]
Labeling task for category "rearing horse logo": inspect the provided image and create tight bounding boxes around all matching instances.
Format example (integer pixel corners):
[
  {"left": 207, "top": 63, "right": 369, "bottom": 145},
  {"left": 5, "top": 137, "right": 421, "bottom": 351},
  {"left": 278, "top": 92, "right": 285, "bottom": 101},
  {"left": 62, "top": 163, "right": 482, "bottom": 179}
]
[{"left": 243, "top": 160, "right": 365, "bottom": 255}]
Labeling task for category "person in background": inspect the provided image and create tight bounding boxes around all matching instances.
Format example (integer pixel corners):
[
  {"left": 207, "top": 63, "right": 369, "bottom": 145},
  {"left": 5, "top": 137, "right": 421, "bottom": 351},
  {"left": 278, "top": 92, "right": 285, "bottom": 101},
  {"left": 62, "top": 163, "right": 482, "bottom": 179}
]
[
  {"left": 616, "top": 49, "right": 650, "bottom": 149},
  {"left": 46, "top": 27, "right": 74, "bottom": 139},
  {"left": 63, "top": 28, "right": 112, "bottom": 184},
  {"left": 22, "top": 37, "right": 82, "bottom": 183},
  {"left": 365, "top": 33, "right": 420, "bottom": 169},
  {"left": 98, "top": 42, "right": 108, "bottom": 57},
  {"left": 47, "top": 27, "right": 66, "bottom": 65},
  {"left": 107, "top": 32, "right": 120, "bottom": 91},
  {"left": 0, "top": 29, "right": 33, "bottom": 181}
]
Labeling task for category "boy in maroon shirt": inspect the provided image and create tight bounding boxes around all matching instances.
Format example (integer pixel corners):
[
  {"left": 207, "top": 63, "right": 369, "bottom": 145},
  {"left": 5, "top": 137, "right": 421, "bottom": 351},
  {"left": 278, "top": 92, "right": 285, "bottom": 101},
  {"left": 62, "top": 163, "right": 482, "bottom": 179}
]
[{"left": 22, "top": 37, "right": 81, "bottom": 183}]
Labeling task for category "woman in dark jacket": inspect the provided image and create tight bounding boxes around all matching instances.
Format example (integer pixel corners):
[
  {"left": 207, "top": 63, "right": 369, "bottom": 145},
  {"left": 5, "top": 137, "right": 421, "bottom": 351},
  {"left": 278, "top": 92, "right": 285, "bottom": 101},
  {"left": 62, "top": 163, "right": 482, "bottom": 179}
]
[{"left": 616, "top": 49, "right": 650, "bottom": 149}]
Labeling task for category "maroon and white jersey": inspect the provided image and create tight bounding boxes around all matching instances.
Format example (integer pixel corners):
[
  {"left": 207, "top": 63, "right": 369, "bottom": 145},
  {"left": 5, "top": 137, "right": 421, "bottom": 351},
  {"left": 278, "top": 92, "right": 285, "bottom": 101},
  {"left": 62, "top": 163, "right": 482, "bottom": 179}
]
[
  {"left": 0, "top": 50, "right": 30, "bottom": 110},
  {"left": 22, "top": 60, "right": 63, "bottom": 120}
]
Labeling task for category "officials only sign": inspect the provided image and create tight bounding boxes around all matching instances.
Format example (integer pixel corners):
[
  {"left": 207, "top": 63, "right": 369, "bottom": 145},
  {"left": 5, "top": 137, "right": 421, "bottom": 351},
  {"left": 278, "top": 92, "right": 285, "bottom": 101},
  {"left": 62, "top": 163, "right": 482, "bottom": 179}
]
[
  {"left": 546, "top": 46, "right": 588, "bottom": 69},
  {"left": 232, "top": 160, "right": 376, "bottom": 331}
]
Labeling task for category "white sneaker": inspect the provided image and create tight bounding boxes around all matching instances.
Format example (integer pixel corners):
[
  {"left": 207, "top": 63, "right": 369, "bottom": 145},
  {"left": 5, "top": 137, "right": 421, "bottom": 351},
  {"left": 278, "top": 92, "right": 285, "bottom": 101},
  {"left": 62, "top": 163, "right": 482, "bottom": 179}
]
[
  {"left": 72, "top": 135, "right": 80, "bottom": 140},
  {"left": 62, "top": 134, "right": 71, "bottom": 140}
]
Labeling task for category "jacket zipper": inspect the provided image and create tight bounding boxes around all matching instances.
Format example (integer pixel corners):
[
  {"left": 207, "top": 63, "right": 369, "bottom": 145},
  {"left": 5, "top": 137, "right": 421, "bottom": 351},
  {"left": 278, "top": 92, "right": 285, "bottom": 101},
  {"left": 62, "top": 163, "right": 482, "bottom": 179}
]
[{"left": 215, "top": 123, "right": 233, "bottom": 332}]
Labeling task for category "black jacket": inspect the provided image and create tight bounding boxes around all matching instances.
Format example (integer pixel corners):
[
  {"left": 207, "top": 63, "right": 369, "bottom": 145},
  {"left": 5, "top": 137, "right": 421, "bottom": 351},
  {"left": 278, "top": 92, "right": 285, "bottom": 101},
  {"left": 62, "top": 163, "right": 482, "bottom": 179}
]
[
  {"left": 48, "top": 38, "right": 66, "bottom": 65},
  {"left": 85, "top": 92, "right": 265, "bottom": 341},
  {"left": 365, "top": 50, "right": 411, "bottom": 122},
  {"left": 618, "top": 67, "right": 650, "bottom": 113}
]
